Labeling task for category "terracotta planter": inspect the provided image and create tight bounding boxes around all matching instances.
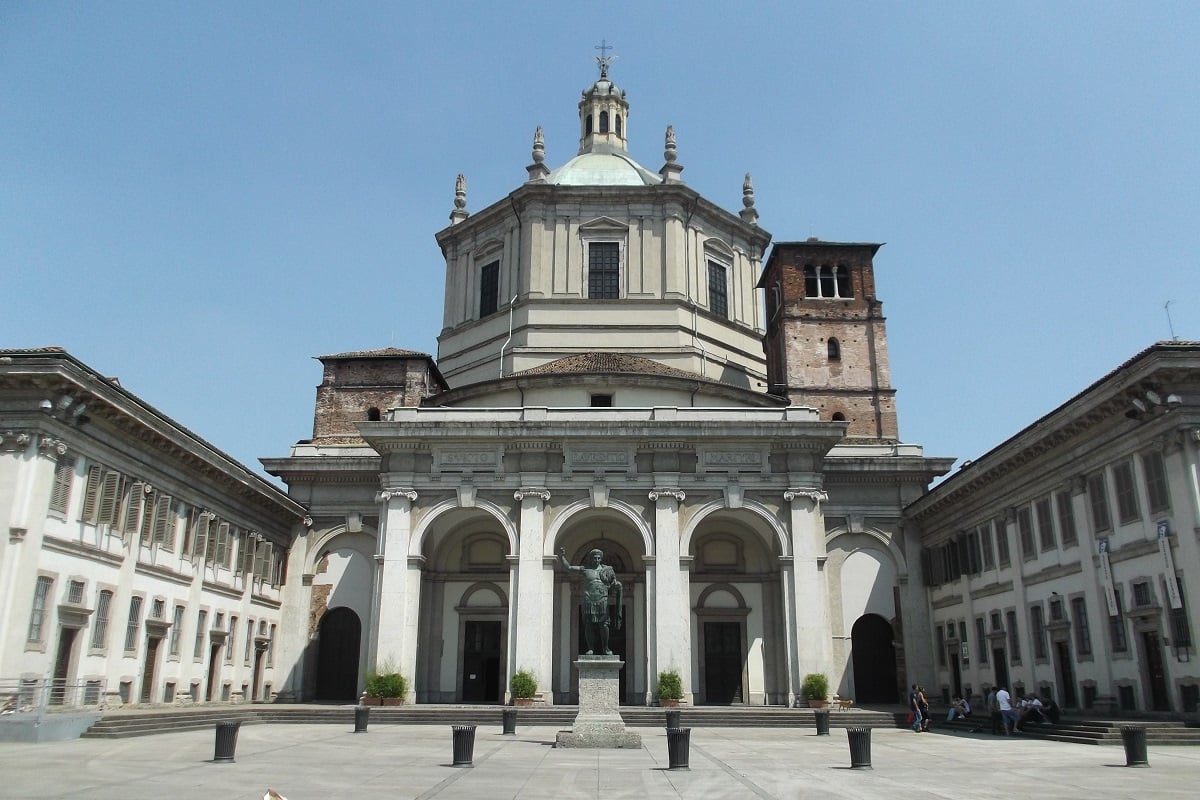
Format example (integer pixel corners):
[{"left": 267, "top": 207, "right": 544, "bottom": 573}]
[
  {"left": 808, "top": 700, "right": 829, "bottom": 708},
  {"left": 381, "top": 697, "right": 404, "bottom": 706},
  {"left": 660, "top": 699, "right": 681, "bottom": 707},
  {"left": 513, "top": 697, "right": 535, "bottom": 707},
  {"left": 361, "top": 697, "right": 382, "bottom": 706}
]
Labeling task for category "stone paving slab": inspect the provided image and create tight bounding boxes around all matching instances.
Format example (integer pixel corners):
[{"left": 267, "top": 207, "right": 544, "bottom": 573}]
[{"left": 0, "top": 723, "right": 1196, "bottom": 799}]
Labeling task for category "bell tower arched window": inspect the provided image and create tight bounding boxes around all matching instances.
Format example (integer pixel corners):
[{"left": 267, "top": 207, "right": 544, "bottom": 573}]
[
  {"left": 827, "top": 338, "right": 841, "bottom": 361},
  {"left": 599, "top": 110, "right": 609, "bottom": 133}
]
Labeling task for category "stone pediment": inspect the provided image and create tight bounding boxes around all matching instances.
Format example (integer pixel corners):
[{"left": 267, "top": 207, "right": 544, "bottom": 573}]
[{"left": 577, "top": 216, "right": 629, "bottom": 235}]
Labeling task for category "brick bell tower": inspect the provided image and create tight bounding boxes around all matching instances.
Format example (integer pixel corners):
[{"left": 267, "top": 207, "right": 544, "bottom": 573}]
[{"left": 759, "top": 239, "right": 898, "bottom": 441}]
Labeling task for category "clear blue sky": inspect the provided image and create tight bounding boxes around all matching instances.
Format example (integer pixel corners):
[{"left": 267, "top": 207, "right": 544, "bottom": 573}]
[{"left": 3, "top": 2, "right": 1197, "bottom": 484}]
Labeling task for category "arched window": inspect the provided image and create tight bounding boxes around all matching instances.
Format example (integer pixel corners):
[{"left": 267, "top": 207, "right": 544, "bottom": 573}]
[
  {"left": 819, "top": 266, "right": 836, "bottom": 298},
  {"left": 832, "top": 412, "right": 846, "bottom": 421},
  {"left": 836, "top": 265, "right": 853, "bottom": 298},
  {"left": 367, "top": 407, "right": 381, "bottom": 421},
  {"left": 599, "top": 111, "right": 609, "bottom": 133},
  {"left": 586, "top": 114, "right": 593, "bottom": 135},
  {"left": 827, "top": 338, "right": 841, "bottom": 361},
  {"left": 615, "top": 114, "right": 622, "bottom": 136},
  {"left": 804, "top": 265, "right": 818, "bottom": 297}
]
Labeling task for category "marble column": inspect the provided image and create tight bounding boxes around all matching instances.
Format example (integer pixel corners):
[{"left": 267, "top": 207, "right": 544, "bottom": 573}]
[
  {"left": 650, "top": 488, "right": 689, "bottom": 701},
  {"left": 513, "top": 487, "right": 552, "bottom": 700},
  {"left": 373, "top": 488, "right": 417, "bottom": 701},
  {"left": 785, "top": 488, "right": 833, "bottom": 682}
]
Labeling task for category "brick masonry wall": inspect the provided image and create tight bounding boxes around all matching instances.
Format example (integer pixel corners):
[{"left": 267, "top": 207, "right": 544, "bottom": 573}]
[{"left": 313, "top": 357, "right": 436, "bottom": 439}]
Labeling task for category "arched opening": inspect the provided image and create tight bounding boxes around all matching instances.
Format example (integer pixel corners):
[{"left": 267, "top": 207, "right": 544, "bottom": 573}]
[
  {"left": 599, "top": 110, "right": 609, "bottom": 133},
  {"left": 366, "top": 407, "right": 381, "bottom": 421},
  {"left": 835, "top": 265, "right": 853, "bottom": 298},
  {"left": 585, "top": 114, "right": 593, "bottom": 135},
  {"left": 827, "top": 338, "right": 841, "bottom": 361},
  {"left": 851, "top": 613, "right": 898, "bottom": 703},
  {"left": 832, "top": 412, "right": 846, "bottom": 422},
  {"left": 315, "top": 607, "right": 361, "bottom": 701},
  {"left": 615, "top": 114, "right": 623, "bottom": 136}
]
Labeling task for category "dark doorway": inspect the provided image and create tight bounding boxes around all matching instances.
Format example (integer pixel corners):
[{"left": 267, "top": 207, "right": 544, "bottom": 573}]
[
  {"left": 462, "top": 620, "right": 503, "bottom": 702},
  {"left": 577, "top": 604, "right": 628, "bottom": 702},
  {"left": 316, "top": 607, "right": 361, "bottom": 701},
  {"left": 851, "top": 614, "right": 898, "bottom": 703},
  {"left": 50, "top": 628, "right": 77, "bottom": 705},
  {"left": 992, "top": 648, "right": 1009, "bottom": 691},
  {"left": 949, "top": 654, "right": 962, "bottom": 699},
  {"left": 702, "top": 621, "right": 744, "bottom": 704},
  {"left": 1141, "top": 630, "right": 1170, "bottom": 711},
  {"left": 140, "top": 637, "right": 162, "bottom": 703},
  {"left": 206, "top": 643, "right": 222, "bottom": 701},
  {"left": 1053, "top": 640, "right": 1077, "bottom": 707}
]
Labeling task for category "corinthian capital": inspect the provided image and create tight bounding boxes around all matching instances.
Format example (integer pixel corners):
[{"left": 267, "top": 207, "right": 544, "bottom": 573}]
[
  {"left": 648, "top": 488, "right": 686, "bottom": 503},
  {"left": 784, "top": 488, "right": 828, "bottom": 504},
  {"left": 377, "top": 488, "right": 418, "bottom": 504},
  {"left": 514, "top": 487, "right": 551, "bottom": 502}
]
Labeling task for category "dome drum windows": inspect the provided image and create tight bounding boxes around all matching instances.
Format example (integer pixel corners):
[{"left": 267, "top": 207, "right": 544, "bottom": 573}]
[{"left": 803, "top": 265, "right": 853, "bottom": 299}]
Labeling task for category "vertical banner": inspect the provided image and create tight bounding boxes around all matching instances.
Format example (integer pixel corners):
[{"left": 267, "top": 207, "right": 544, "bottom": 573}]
[
  {"left": 1098, "top": 538, "right": 1118, "bottom": 616},
  {"left": 1158, "top": 520, "right": 1183, "bottom": 609}
]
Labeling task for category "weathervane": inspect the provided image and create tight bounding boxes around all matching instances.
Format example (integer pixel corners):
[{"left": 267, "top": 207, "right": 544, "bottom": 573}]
[{"left": 594, "top": 39, "right": 616, "bottom": 79}]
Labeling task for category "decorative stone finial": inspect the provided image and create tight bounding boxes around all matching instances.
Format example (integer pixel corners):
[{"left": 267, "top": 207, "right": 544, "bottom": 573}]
[
  {"left": 659, "top": 125, "right": 684, "bottom": 183},
  {"left": 526, "top": 126, "right": 551, "bottom": 182},
  {"left": 449, "top": 173, "right": 469, "bottom": 225},
  {"left": 739, "top": 172, "right": 759, "bottom": 225}
]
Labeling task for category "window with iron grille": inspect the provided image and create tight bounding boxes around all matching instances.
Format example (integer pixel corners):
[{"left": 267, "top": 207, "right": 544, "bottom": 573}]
[
  {"left": 1056, "top": 491, "right": 1078, "bottom": 547},
  {"left": 48, "top": 453, "right": 76, "bottom": 515},
  {"left": 587, "top": 242, "right": 620, "bottom": 299},
  {"left": 1142, "top": 450, "right": 1171, "bottom": 513},
  {"left": 244, "top": 618, "right": 255, "bottom": 664},
  {"left": 1071, "top": 596, "right": 1092, "bottom": 655},
  {"left": 1109, "top": 588, "right": 1128, "bottom": 652},
  {"left": 124, "top": 596, "right": 143, "bottom": 652},
  {"left": 1006, "top": 610, "right": 1021, "bottom": 663},
  {"left": 27, "top": 576, "right": 53, "bottom": 642},
  {"left": 976, "top": 617, "right": 988, "bottom": 663},
  {"left": 991, "top": 612, "right": 1002, "bottom": 631},
  {"left": 67, "top": 580, "right": 85, "bottom": 604},
  {"left": 169, "top": 605, "right": 184, "bottom": 656},
  {"left": 1133, "top": 581, "right": 1152, "bottom": 608},
  {"left": 1017, "top": 507, "right": 1036, "bottom": 560},
  {"left": 1112, "top": 461, "right": 1140, "bottom": 524},
  {"left": 1031, "top": 605, "right": 1047, "bottom": 659},
  {"left": 1087, "top": 472, "right": 1112, "bottom": 532},
  {"left": 478, "top": 260, "right": 499, "bottom": 318},
  {"left": 151, "top": 598, "right": 164, "bottom": 618},
  {"left": 91, "top": 589, "right": 113, "bottom": 649},
  {"left": 707, "top": 260, "right": 729, "bottom": 318},
  {"left": 1169, "top": 577, "right": 1192, "bottom": 648},
  {"left": 226, "top": 616, "right": 237, "bottom": 661}
]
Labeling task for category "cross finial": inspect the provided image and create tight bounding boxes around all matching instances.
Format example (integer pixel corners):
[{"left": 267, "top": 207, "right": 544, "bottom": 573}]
[{"left": 594, "top": 39, "right": 616, "bottom": 79}]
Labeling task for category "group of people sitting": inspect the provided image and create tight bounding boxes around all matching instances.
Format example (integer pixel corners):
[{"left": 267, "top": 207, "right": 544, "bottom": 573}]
[{"left": 987, "top": 686, "right": 1062, "bottom": 734}]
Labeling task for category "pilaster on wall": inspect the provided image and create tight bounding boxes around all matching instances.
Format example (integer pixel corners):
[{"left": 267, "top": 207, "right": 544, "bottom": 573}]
[
  {"left": 785, "top": 487, "right": 833, "bottom": 685},
  {"left": 513, "top": 487, "right": 552, "bottom": 698},
  {"left": 373, "top": 488, "right": 418, "bottom": 701}
]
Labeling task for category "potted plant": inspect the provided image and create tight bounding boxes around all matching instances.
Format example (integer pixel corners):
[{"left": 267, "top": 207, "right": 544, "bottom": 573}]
[
  {"left": 510, "top": 669, "right": 538, "bottom": 706},
  {"left": 801, "top": 673, "right": 830, "bottom": 708},
  {"left": 657, "top": 669, "right": 684, "bottom": 707},
  {"left": 363, "top": 669, "right": 408, "bottom": 706}
]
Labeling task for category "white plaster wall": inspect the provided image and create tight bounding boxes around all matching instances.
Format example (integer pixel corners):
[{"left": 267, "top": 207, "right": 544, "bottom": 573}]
[{"left": 839, "top": 548, "right": 896, "bottom": 635}]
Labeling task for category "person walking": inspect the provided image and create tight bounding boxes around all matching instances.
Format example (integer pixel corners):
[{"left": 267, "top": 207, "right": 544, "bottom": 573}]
[
  {"left": 909, "top": 684, "right": 923, "bottom": 732},
  {"left": 996, "top": 685, "right": 1018, "bottom": 735}
]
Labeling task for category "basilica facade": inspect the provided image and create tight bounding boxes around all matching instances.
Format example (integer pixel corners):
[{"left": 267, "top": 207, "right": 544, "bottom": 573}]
[{"left": 263, "top": 60, "right": 951, "bottom": 707}]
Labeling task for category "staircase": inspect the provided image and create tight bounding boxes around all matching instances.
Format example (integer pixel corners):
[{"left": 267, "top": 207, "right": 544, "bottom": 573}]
[
  {"left": 82, "top": 704, "right": 903, "bottom": 739},
  {"left": 938, "top": 715, "right": 1200, "bottom": 745}
]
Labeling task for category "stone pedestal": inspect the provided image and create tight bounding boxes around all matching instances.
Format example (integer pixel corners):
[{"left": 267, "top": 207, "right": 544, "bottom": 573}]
[{"left": 555, "top": 656, "right": 642, "bottom": 748}]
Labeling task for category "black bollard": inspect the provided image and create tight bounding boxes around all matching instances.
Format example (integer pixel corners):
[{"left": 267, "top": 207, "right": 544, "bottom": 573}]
[
  {"left": 452, "top": 725, "right": 477, "bottom": 767},
  {"left": 213, "top": 719, "right": 242, "bottom": 763},
  {"left": 1120, "top": 726, "right": 1149, "bottom": 767},
  {"left": 664, "top": 709, "right": 681, "bottom": 729},
  {"left": 354, "top": 705, "right": 370, "bottom": 733},
  {"left": 847, "top": 726, "right": 872, "bottom": 769},
  {"left": 502, "top": 707, "right": 517, "bottom": 735},
  {"left": 815, "top": 709, "right": 830, "bottom": 735},
  {"left": 666, "top": 727, "right": 691, "bottom": 770}
]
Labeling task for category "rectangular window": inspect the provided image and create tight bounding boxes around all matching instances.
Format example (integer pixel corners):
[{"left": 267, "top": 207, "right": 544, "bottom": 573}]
[
  {"left": 90, "top": 589, "right": 113, "bottom": 649},
  {"left": 1112, "top": 461, "right": 1140, "bottom": 524},
  {"left": 587, "top": 241, "right": 620, "bottom": 299},
  {"left": 1017, "top": 507, "right": 1036, "bottom": 561},
  {"left": 1056, "top": 491, "right": 1078, "bottom": 547},
  {"left": 1071, "top": 596, "right": 1092, "bottom": 655},
  {"left": 124, "top": 596, "right": 143, "bottom": 652},
  {"left": 707, "top": 260, "right": 729, "bottom": 318},
  {"left": 268, "top": 624, "right": 276, "bottom": 667},
  {"left": 244, "top": 618, "right": 255, "bottom": 664},
  {"left": 1035, "top": 498, "right": 1056, "bottom": 552},
  {"left": 1030, "top": 604, "right": 1047, "bottom": 659},
  {"left": 226, "top": 616, "right": 237, "bottom": 661},
  {"left": 168, "top": 605, "right": 184, "bottom": 656},
  {"left": 193, "top": 610, "right": 207, "bottom": 659},
  {"left": 975, "top": 617, "right": 988, "bottom": 663},
  {"left": 590, "top": 393, "right": 613, "bottom": 407},
  {"left": 936, "top": 625, "right": 946, "bottom": 666},
  {"left": 1050, "top": 598, "right": 1064, "bottom": 621},
  {"left": 48, "top": 453, "right": 76, "bottom": 515},
  {"left": 995, "top": 521, "right": 1011, "bottom": 567},
  {"left": 1169, "top": 577, "right": 1192, "bottom": 648},
  {"left": 1109, "top": 588, "right": 1128, "bottom": 652},
  {"left": 478, "top": 260, "right": 499, "bottom": 318},
  {"left": 1133, "top": 581, "right": 1152, "bottom": 608},
  {"left": 1087, "top": 472, "right": 1112, "bottom": 532},
  {"left": 67, "top": 580, "right": 85, "bottom": 604},
  {"left": 27, "top": 576, "right": 53, "bottom": 642},
  {"left": 1006, "top": 609, "right": 1021, "bottom": 663},
  {"left": 1142, "top": 450, "right": 1171, "bottom": 513},
  {"left": 980, "top": 523, "right": 995, "bottom": 570}
]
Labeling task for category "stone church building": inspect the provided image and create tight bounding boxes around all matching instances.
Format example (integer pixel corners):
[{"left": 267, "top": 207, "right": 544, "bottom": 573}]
[{"left": 262, "top": 59, "right": 952, "bottom": 707}]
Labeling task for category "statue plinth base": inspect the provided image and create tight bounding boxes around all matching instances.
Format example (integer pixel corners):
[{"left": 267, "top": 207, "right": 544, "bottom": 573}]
[{"left": 555, "top": 656, "right": 641, "bottom": 748}]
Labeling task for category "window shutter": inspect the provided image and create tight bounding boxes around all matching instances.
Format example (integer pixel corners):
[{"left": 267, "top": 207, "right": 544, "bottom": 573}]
[
  {"left": 49, "top": 454, "right": 76, "bottom": 514},
  {"left": 96, "top": 470, "right": 123, "bottom": 525},
  {"left": 152, "top": 495, "right": 174, "bottom": 548},
  {"left": 140, "top": 489, "right": 156, "bottom": 545},
  {"left": 214, "top": 522, "right": 231, "bottom": 567},
  {"left": 192, "top": 514, "right": 211, "bottom": 561},
  {"left": 120, "top": 481, "right": 144, "bottom": 536},
  {"left": 81, "top": 464, "right": 103, "bottom": 522}
]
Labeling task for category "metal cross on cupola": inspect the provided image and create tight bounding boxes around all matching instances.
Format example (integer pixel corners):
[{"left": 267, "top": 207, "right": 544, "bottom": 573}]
[{"left": 594, "top": 39, "right": 616, "bottom": 78}]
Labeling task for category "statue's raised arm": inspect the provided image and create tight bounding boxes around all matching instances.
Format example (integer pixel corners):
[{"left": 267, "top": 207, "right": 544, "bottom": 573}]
[{"left": 557, "top": 547, "right": 581, "bottom": 573}]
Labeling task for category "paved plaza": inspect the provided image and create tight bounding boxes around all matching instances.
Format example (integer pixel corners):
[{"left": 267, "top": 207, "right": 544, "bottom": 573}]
[{"left": 0, "top": 723, "right": 1195, "bottom": 800}]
